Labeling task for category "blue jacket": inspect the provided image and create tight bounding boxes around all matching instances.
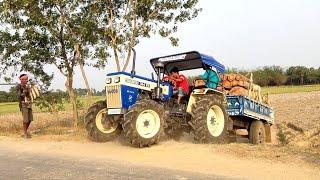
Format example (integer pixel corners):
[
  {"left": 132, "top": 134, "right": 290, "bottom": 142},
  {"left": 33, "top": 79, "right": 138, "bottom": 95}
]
[{"left": 200, "top": 69, "right": 221, "bottom": 89}]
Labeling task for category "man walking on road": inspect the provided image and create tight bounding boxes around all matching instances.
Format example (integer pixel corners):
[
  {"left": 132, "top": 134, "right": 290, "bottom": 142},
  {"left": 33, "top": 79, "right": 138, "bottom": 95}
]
[{"left": 16, "top": 74, "right": 33, "bottom": 138}]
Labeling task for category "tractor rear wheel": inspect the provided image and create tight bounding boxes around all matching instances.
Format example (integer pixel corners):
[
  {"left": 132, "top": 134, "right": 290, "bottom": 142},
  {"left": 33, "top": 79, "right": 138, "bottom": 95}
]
[
  {"left": 249, "top": 120, "right": 266, "bottom": 144},
  {"left": 191, "top": 95, "right": 230, "bottom": 143},
  {"left": 84, "top": 101, "right": 121, "bottom": 142},
  {"left": 123, "top": 99, "right": 165, "bottom": 147},
  {"left": 164, "top": 116, "right": 184, "bottom": 141}
]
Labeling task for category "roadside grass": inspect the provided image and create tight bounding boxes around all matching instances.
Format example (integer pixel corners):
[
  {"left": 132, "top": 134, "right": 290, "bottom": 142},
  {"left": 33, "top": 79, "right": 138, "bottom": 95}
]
[
  {"left": 0, "top": 111, "right": 87, "bottom": 140},
  {"left": 262, "top": 84, "right": 320, "bottom": 94},
  {"left": 0, "top": 102, "right": 19, "bottom": 114},
  {"left": 0, "top": 96, "right": 104, "bottom": 139}
]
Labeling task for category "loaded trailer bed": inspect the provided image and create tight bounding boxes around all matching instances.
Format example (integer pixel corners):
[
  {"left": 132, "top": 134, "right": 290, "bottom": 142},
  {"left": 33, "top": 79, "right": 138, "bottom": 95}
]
[{"left": 225, "top": 95, "right": 274, "bottom": 125}]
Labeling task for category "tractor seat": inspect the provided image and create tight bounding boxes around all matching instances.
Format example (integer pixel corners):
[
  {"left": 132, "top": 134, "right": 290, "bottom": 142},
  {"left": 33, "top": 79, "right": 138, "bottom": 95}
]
[
  {"left": 171, "top": 93, "right": 190, "bottom": 103},
  {"left": 192, "top": 85, "right": 207, "bottom": 90}
]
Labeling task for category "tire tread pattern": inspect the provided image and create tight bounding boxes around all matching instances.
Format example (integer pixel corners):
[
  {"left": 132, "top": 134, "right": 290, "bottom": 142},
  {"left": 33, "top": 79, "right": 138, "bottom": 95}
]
[
  {"left": 84, "top": 101, "right": 121, "bottom": 142},
  {"left": 191, "top": 95, "right": 230, "bottom": 143},
  {"left": 122, "top": 99, "right": 165, "bottom": 147}
]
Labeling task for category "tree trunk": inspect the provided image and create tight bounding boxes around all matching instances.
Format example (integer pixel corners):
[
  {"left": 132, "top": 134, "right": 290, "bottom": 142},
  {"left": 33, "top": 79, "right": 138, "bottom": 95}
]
[
  {"left": 74, "top": 43, "right": 93, "bottom": 107},
  {"left": 122, "top": 49, "right": 132, "bottom": 72},
  {"left": 79, "top": 63, "right": 93, "bottom": 108},
  {"left": 300, "top": 75, "right": 304, "bottom": 85},
  {"left": 112, "top": 44, "right": 121, "bottom": 72},
  {"left": 122, "top": 1, "right": 137, "bottom": 72},
  {"left": 66, "top": 75, "right": 79, "bottom": 127}
]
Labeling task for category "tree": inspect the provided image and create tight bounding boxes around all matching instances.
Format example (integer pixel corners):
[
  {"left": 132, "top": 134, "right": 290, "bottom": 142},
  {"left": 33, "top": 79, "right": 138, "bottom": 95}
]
[
  {"left": 286, "top": 66, "right": 309, "bottom": 85},
  {"left": 0, "top": 1, "right": 108, "bottom": 126},
  {"left": 0, "top": 86, "right": 17, "bottom": 102},
  {"left": 306, "top": 67, "right": 320, "bottom": 84},
  {"left": 84, "top": 0, "right": 202, "bottom": 71}
]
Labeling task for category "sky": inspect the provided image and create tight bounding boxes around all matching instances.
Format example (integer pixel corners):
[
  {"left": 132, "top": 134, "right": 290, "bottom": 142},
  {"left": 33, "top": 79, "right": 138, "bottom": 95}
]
[{"left": 1, "top": 0, "right": 320, "bottom": 91}]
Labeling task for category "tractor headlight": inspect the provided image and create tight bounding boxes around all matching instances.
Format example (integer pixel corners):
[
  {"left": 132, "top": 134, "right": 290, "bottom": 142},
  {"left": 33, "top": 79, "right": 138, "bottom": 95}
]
[
  {"left": 106, "top": 77, "right": 112, "bottom": 84},
  {"left": 114, "top": 76, "right": 120, "bottom": 83}
]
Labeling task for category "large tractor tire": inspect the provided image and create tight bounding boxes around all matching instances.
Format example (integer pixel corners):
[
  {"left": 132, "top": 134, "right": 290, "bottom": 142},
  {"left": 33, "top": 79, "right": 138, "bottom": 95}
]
[
  {"left": 191, "top": 95, "right": 230, "bottom": 143},
  {"left": 123, "top": 99, "right": 165, "bottom": 147},
  {"left": 84, "top": 101, "right": 122, "bottom": 142},
  {"left": 164, "top": 116, "right": 184, "bottom": 141},
  {"left": 249, "top": 120, "right": 266, "bottom": 144}
]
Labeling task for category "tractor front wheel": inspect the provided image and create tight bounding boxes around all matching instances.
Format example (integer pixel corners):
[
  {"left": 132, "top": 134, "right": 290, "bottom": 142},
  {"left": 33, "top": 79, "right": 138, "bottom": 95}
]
[
  {"left": 84, "top": 101, "right": 122, "bottom": 142},
  {"left": 123, "top": 99, "right": 165, "bottom": 147}
]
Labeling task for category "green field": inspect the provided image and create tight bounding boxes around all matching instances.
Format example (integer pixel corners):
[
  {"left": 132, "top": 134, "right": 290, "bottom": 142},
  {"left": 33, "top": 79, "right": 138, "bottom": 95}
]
[
  {"left": 0, "top": 102, "right": 20, "bottom": 114},
  {"left": 1, "top": 85, "right": 320, "bottom": 114},
  {"left": 262, "top": 84, "right": 320, "bottom": 94},
  {"left": 0, "top": 96, "right": 105, "bottom": 115}
]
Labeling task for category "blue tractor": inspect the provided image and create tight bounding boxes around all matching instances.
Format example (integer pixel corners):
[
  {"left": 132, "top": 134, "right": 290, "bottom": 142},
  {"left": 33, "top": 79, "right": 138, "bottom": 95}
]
[{"left": 84, "top": 50, "right": 274, "bottom": 147}]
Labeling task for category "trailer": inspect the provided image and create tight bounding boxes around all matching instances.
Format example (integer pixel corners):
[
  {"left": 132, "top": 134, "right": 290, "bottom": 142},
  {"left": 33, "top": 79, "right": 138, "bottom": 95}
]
[{"left": 226, "top": 95, "right": 274, "bottom": 143}]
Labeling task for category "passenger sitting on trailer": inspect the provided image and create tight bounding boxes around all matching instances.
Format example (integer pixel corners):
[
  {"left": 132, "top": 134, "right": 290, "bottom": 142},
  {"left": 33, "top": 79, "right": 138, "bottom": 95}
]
[
  {"left": 195, "top": 64, "right": 222, "bottom": 90},
  {"left": 169, "top": 67, "right": 189, "bottom": 105}
]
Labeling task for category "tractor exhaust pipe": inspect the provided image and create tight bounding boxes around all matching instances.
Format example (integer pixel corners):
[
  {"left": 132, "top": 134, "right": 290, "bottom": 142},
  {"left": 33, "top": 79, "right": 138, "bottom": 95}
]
[
  {"left": 131, "top": 48, "right": 136, "bottom": 76},
  {"left": 154, "top": 62, "right": 164, "bottom": 100},
  {"left": 155, "top": 67, "right": 162, "bottom": 99}
]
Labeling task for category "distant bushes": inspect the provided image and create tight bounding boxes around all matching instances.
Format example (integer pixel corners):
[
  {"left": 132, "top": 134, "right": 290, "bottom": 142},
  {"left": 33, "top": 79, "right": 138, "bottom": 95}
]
[
  {"left": 227, "top": 65, "right": 320, "bottom": 87},
  {"left": 0, "top": 87, "right": 105, "bottom": 103},
  {"left": 0, "top": 88, "right": 17, "bottom": 102}
]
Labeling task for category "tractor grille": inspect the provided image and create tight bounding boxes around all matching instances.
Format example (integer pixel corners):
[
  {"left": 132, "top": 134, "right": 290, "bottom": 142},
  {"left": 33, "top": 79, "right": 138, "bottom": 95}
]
[{"left": 106, "top": 85, "right": 122, "bottom": 108}]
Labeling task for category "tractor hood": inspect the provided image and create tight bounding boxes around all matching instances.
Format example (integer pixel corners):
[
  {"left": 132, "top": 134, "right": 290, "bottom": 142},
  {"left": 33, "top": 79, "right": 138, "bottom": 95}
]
[{"left": 150, "top": 51, "right": 225, "bottom": 75}]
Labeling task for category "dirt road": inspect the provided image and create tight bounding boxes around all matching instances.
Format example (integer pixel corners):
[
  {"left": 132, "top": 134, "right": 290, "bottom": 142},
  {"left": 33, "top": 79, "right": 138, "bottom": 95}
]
[
  {"left": 1, "top": 91, "right": 320, "bottom": 179},
  {"left": 0, "top": 136, "right": 319, "bottom": 180},
  {"left": 0, "top": 148, "right": 222, "bottom": 180}
]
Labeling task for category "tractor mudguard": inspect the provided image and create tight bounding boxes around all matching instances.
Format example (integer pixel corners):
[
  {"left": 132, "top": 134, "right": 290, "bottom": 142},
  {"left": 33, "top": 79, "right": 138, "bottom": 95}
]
[{"left": 186, "top": 88, "right": 225, "bottom": 114}]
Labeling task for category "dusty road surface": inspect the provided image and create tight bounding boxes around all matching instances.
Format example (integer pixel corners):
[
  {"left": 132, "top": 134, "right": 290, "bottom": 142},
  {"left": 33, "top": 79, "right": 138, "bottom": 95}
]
[
  {"left": 1, "top": 91, "right": 320, "bottom": 179},
  {"left": 0, "top": 148, "right": 223, "bottom": 180},
  {"left": 0, "top": 136, "right": 319, "bottom": 180}
]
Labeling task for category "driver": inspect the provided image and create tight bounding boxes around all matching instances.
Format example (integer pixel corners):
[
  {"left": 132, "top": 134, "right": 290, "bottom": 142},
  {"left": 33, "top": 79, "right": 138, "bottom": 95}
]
[{"left": 169, "top": 67, "right": 189, "bottom": 105}]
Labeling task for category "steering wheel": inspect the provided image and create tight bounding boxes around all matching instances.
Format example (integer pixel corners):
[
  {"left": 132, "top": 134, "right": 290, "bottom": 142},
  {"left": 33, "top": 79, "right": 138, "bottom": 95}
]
[{"left": 163, "top": 77, "right": 177, "bottom": 88}]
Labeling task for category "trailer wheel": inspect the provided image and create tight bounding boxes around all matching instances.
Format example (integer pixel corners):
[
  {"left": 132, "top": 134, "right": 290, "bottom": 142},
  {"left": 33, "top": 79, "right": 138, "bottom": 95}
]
[
  {"left": 84, "top": 101, "right": 121, "bottom": 142},
  {"left": 249, "top": 121, "right": 266, "bottom": 144},
  {"left": 123, "top": 99, "right": 164, "bottom": 147},
  {"left": 191, "top": 95, "right": 230, "bottom": 143}
]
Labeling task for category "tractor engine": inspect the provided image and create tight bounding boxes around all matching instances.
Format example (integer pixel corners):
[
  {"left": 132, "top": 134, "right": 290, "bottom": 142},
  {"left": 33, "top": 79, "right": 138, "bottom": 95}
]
[{"left": 104, "top": 72, "right": 172, "bottom": 115}]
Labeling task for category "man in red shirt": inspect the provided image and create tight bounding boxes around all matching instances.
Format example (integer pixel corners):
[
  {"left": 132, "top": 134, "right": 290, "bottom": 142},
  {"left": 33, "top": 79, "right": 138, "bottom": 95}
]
[{"left": 169, "top": 67, "right": 189, "bottom": 105}]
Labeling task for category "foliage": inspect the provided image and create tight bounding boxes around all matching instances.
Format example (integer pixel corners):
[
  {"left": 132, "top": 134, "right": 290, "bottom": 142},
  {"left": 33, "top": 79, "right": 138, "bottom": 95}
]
[
  {"left": 84, "top": 0, "right": 201, "bottom": 71},
  {"left": 76, "top": 98, "right": 84, "bottom": 109},
  {"left": 228, "top": 66, "right": 320, "bottom": 87},
  {"left": 0, "top": 0, "right": 200, "bottom": 124},
  {"left": 0, "top": 0, "right": 109, "bottom": 124},
  {"left": 0, "top": 86, "right": 17, "bottom": 102},
  {"left": 34, "top": 91, "right": 68, "bottom": 113},
  {"left": 286, "top": 66, "right": 320, "bottom": 85},
  {"left": 253, "top": 66, "right": 287, "bottom": 86}
]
